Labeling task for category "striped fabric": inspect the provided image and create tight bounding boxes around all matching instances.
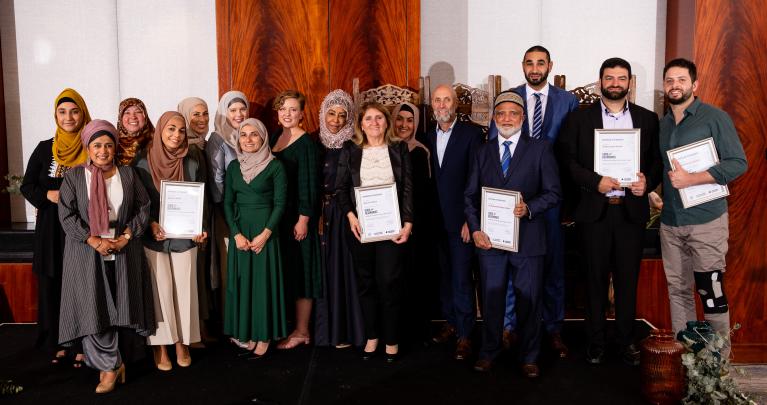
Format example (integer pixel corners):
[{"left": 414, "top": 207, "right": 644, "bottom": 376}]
[
  {"left": 501, "top": 141, "right": 512, "bottom": 177},
  {"left": 532, "top": 93, "right": 543, "bottom": 139},
  {"left": 57, "top": 166, "right": 156, "bottom": 345}
]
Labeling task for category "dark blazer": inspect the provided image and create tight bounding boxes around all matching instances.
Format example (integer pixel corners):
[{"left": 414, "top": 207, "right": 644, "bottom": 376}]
[
  {"left": 427, "top": 121, "right": 483, "bottom": 233},
  {"left": 335, "top": 140, "right": 413, "bottom": 224},
  {"left": 556, "top": 101, "right": 662, "bottom": 224},
  {"left": 513, "top": 83, "right": 579, "bottom": 142},
  {"left": 464, "top": 135, "right": 561, "bottom": 257}
]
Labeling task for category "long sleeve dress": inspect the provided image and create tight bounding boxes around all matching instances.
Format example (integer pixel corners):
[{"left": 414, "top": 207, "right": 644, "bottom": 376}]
[{"left": 223, "top": 159, "right": 288, "bottom": 341}]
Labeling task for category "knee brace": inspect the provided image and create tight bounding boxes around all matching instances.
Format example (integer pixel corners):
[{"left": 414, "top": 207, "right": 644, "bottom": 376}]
[{"left": 694, "top": 270, "right": 728, "bottom": 314}]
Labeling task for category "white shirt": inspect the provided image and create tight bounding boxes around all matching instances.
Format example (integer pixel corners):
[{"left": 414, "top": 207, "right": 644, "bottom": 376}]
[
  {"left": 526, "top": 83, "right": 550, "bottom": 126},
  {"left": 600, "top": 99, "right": 633, "bottom": 197},
  {"left": 435, "top": 118, "right": 457, "bottom": 167},
  {"left": 498, "top": 130, "right": 521, "bottom": 162},
  {"left": 85, "top": 168, "right": 123, "bottom": 261},
  {"left": 360, "top": 145, "right": 394, "bottom": 187}
]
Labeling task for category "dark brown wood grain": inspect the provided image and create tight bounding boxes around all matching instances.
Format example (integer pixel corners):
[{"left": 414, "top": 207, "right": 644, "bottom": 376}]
[{"left": 0, "top": 263, "right": 37, "bottom": 323}]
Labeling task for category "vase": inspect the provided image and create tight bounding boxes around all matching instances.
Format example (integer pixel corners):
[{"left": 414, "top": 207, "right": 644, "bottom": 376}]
[{"left": 640, "top": 329, "right": 686, "bottom": 404}]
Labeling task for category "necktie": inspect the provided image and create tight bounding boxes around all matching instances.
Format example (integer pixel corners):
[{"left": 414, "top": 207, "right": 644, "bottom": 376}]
[
  {"left": 532, "top": 93, "right": 543, "bottom": 139},
  {"left": 501, "top": 140, "right": 512, "bottom": 177}
]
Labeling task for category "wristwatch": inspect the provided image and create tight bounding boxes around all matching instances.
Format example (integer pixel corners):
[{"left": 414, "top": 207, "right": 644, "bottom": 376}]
[{"left": 122, "top": 233, "right": 131, "bottom": 240}]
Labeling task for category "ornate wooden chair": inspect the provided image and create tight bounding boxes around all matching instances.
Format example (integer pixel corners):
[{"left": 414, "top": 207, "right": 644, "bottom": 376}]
[
  {"left": 352, "top": 78, "right": 421, "bottom": 111},
  {"left": 422, "top": 75, "right": 502, "bottom": 138}
]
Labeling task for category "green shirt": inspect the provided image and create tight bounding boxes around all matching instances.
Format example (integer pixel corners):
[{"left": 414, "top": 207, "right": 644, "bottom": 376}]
[{"left": 659, "top": 98, "right": 747, "bottom": 226}]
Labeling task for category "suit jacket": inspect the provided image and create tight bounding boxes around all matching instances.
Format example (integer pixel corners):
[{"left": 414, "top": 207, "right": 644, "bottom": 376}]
[
  {"left": 488, "top": 84, "right": 579, "bottom": 142},
  {"left": 464, "top": 135, "right": 561, "bottom": 257},
  {"left": 335, "top": 140, "right": 414, "bottom": 224},
  {"left": 557, "top": 101, "right": 662, "bottom": 224},
  {"left": 427, "top": 120, "right": 484, "bottom": 233}
]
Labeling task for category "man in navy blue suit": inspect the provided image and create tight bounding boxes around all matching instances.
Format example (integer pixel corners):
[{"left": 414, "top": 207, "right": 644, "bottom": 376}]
[
  {"left": 466, "top": 91, "right": 561, "bottom": 376},
  {"left": 491, "top": 45, "right": 578, "bottom": 357},
  {"left": 427, "top": 84, "right": 483, "bottom": 361}
]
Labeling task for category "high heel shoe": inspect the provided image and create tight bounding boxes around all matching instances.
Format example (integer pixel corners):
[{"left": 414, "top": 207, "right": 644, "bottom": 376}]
[
  {"left": 176, "top": 344, "right": 192, "bottom": 367},
  {"left": 276, "top": 335, "right": 311, "bottom": 350},
  {"left": 153, "top": 346, "right": 172, "bottom": 371},
  {"left": 95, "top": 364, "right": 125, "bottom": 394},
  {"left": 385, "top": 345, "right": 399, "bottom": 363},
  {"left": 247, "top": 341, "right": 270, "bottom": 360},
  {"left": 72, "top": 353, "right": 85, "bottom": 369}
]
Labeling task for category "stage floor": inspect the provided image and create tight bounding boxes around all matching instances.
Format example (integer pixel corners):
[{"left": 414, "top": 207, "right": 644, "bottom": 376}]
[{"left": 0, "top": 321, "right": 653, "bottom": 404}]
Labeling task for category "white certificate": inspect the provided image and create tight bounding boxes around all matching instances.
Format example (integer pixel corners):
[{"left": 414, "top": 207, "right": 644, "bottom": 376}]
[
  {"left": 667, "top": 138, "right": 729, "bottom": 209},
  {"left": 159, "top": 181, "right": 205, "bottom": 239},
  {"left": 354, "top": 183, "right": 402, "bottom": 243},
  {"left": 481, "top": 187, "right": 520, "bottom": 252},
  {"left": 594, "top": 128, "right": 641, "bottom": 186}
]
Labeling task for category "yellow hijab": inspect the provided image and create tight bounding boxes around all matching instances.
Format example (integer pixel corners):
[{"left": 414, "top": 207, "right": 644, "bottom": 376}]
[{"left": 52, "top": 88, "right": 91, "bottom": 166}]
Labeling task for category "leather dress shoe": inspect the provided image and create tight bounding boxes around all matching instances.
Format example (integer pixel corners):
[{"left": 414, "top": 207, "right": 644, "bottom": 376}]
[
  {"left": 502, "top": 330, "right": 518, "bottom": 350},
  {"left": 550, "top": 332, "right": 569, "bottom": 358},
  {"left": 621, "top": 344, "right": 641, "bottom": 366},
  {"left": 432, "top": 324, "right": 456, "bottom": 344},
  {"left": 454, "top": 338, "right": 472, "bottom": 361},
  {"left": 473, "top": 359, "right": 493, "bottom": 372},
  {"left": 522, "top": 363, "right": 540, "bottom": 378},
  {"left": 586, "top": 345, "right": 605, "bottom": 365}
]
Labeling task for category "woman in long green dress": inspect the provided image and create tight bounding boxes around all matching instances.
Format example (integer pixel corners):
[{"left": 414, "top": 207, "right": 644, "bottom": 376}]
[{"left": 224, "top": 118, "right": 288, "bottom": 358}]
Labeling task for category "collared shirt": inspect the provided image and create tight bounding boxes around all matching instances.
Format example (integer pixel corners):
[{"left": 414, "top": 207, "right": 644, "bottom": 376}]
[
  {"left": 600, "top": 99, "right": 632, "bottom": 197},
  {"left": 497, "top": 130, "right": 521, "bottom": 162},
  {"left": 435, "top": 117, "right": 457, "bottom": 167},
  {"left": 525, "top": 83, "right": 550, "bottom": 125},
  {"left": 659, "top": 98, "right": 747, "bottom": 227}
]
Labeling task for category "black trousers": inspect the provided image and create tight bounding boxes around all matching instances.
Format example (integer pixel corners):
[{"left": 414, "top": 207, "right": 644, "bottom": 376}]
[
  {"left": 351, "top": 239, "right": 404, "bottom": 345},
  {"left": 579, "top": 205, "right": 644, "bottom": 348}
]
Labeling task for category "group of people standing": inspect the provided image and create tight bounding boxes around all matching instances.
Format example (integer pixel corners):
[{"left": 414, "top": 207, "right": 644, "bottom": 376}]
[{"left": 20, "top": 43, "right": 746, "bottom": 394}]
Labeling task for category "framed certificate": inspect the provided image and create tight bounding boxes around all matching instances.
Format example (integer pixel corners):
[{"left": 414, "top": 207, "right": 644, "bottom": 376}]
[
  {"left": 481, "top": 187, "right": 520, "bottom": 252},
  {"left": 159, "top": 180, "right": 205, "bottom": 239},
  {"left": 354, "top": 183, "right": 402, "bottom": 243},
  {"left": 594, "top": 128, "right": 641, "bottom": 186},
  {"left": 667, "top": 137, "right": 729, "bottom": 209}
]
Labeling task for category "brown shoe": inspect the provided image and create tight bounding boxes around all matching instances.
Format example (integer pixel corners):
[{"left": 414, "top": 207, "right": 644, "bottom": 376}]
[
  {"left": 550, "top": 332, "right": 568, "bottom": 358},
  {"left": 432, "top": 324, "right": 456, "bottom": 344},
  {"left": 473, "top": 359, "right": 493, "bottom": 372},
  {"left": 502, "top": 330, "right": 518, "bottom": 350},
  {"left": 522, "top": 363, "right": 540, "bottom": 378},
  {"left": 454, "top": 338, "right": 472, "bottom": 361}
]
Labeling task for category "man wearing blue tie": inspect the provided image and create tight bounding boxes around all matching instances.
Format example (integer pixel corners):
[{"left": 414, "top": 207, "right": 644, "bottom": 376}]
[
  {"left": 493, "top": 46, "right": 578, "bottom": 357},
  {"left": 466, "top": 91, "right": 561, "bottom": 376}
]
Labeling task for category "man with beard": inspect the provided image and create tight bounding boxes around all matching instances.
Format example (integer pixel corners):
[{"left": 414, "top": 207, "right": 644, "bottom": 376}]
[
  {"left": 659, "top": 58, "right": 746, "bottom": 359},
  {"left": 557, "top": 57, "right": 661, "bottom": 365},
  {"left": 497, "top": 45, "right": 578, "bottom": 358},
  {"left": 427, "top": 84, "right": 483, "bottom": 361},
  {"left": 465, "top": 91, "right": 561, "bottom": 376}
]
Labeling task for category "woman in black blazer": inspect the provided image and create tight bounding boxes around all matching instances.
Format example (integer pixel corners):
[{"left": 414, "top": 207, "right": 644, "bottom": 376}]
[{"left": 336, "top": 101, "right": 413, "bottom": 362}]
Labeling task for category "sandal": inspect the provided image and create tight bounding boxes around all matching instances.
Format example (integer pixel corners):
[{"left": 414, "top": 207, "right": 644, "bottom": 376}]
[
  {"left": 72, "top": 353, "right": 85, "bottom": 369},
  {"left": 276, "top": 335, "right": 311, "bottom": 350},
  {"left": 51, "top": 350, "right": 67, "bottom": 367}
]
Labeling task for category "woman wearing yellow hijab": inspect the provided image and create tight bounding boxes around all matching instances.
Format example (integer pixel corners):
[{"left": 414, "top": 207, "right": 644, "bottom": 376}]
[{"left": 21, "top": 88, "right": 91, "bottom": 367}]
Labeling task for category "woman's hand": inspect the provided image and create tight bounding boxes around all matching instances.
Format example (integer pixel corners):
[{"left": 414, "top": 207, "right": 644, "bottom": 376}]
[
  {"left": 107, "top": 235, "right": 130, "bottom": 253},
  {"left": 234, "top": 233, "right": 250, "bottom": 251},
  {"left": 46, "top": 190, "right": 60, "bottom": 203},
  {"left": 88, "top": 236, "right": 116, "bottom": 256},
  {"left": 192, "top": 231, "right": 208, "bottom": 244},
  {"left": 250, "top": 229, "right": 272, "bottom": 254},
  {"left": 347, "top": 212, "right": 362, "bottom": 242},
  {"left": 392, "top": 222, "right": 413, "bottom": 244},
  {"left": 150, "top": 222, "right": 166, "bottom": 241},
  {"left": 293, "top": 215, "right": 309, "bottom": 241}
]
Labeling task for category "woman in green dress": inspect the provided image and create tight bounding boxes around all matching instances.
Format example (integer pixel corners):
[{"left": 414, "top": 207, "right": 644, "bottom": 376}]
[
  {"left": 270, "top": 90, "right": 322, "bottom": 349},
  {"left": 224, "top": 118, "right": 288, "bottom": 358}
]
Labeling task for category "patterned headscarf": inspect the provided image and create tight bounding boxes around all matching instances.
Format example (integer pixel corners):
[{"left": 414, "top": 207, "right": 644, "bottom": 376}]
[
  {"left": 177, "top": 97, "right": 209, "bottom": 149},
  {"left": 235, "top": 118, "right": 274, "bottom": 184},
  {"left": 214, "top": 90, "right": 249, "bottom": 150},
  {"left": 147, "top": 111, "right": 188, "bottom": 190},
  {"left": 52, "top": 88, "right": 92, "bottom": 167},
  {"left": 318, "top": 89, "right": 355, "bottom": 149},
  {"left": 79, "top": 119, "right": 118, "bottom": 236},
  {"left": 116, "top": 98, "right": 155, "bottom": 166}
]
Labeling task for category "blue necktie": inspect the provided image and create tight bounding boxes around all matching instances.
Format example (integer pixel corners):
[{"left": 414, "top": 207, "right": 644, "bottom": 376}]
[
  {"left": 501, "top": 140, "right": 512, "bottom": 177},
  {"left": 532, "top": 93, "right": 543, "bottom": 139}
]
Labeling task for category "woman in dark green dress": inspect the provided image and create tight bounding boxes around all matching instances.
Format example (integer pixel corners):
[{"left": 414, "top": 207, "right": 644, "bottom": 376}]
[
  {"left": 224, "top": 118, "right": 287, "bottom": 358},
  {"left": 270, "top": 90, "right": 322, "bottom": 349}
]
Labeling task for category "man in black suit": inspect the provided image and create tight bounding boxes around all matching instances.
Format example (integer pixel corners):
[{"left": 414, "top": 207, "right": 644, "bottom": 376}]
[
  {"left": 427, "top": 84, "right": 483, "bottom": 360},
  {"left": 557, "top": 57, "right": 661, "bottom": 366},
  {"left": 465, "top": 91, "right": 561, "bottom": 376}
]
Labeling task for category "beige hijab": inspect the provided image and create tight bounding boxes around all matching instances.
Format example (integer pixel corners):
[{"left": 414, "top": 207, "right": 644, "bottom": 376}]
[
  {"left": 236, "top": 118, "right": 274, "bottom": 184},
  {"left": 177, "top": 97, "right": 209, "bottom": 148},
  {"left": 214, "top": 91, "right": 249, "bottom": 150},
  {"left": 147, "top": 111, "right": 188, "bottom": 190},
  {"left": 392, "top": 102, "right": 430, "bottom": 176}
]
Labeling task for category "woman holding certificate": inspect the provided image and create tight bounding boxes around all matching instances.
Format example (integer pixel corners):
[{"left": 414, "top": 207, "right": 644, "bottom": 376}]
[
  {"left": 223, "top": 118, "right": 287, "bottom": 359},
  {"left": 336, "top": 101, "right": 413, "bottom": 362},
  {"left": 57, "top": 119, "right": 156, "bottom": 393},
  {"left": 133, "top": 111, "right": 208, "bottom": 371}
]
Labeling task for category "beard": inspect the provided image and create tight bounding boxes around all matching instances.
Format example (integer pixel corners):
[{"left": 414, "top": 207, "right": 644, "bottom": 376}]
[
  {"left": 497, "top": 125, "right": 521, "bottom": 138},
  {"left": 667, "top": 88, "right": 694, "bottom": 105},
  {"left": 433, "top": 108, "right": 455, "bottom": 123},
  {"left": 526, "top": 69, "right": 550, "bottom": 87},
  {"left": 601, "top": 85, "right": 629, "bottom": 101}
]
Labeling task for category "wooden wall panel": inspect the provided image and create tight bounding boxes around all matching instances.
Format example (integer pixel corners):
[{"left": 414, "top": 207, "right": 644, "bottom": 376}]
[
  {"left": 693, "top": 0, "right": 767, "bottom": 363},
  {"left": 0, "top": 263, "right": 37, "bottom": 323}
]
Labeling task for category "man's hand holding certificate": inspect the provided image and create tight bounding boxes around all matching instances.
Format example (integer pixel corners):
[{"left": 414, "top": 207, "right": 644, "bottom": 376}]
[{"left": 666, "top": 138, "right": 729, "bottom": 208}]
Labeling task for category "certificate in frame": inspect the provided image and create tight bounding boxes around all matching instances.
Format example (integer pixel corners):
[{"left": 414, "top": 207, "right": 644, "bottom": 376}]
[
  {"left": 354, "top": 183, "right": 402, "bottom": 243},
  {"left": 159, "top": 180, "right": 205, "bottom": 239},
  {"left": 481, "top": 187, "right": 521, "bottom": 252},
  {"left": 593, "top": 128, "right": 641, "bottom": 187},
  {"left": 667, "top": 137, "right": 729, "bottom": 209}
]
